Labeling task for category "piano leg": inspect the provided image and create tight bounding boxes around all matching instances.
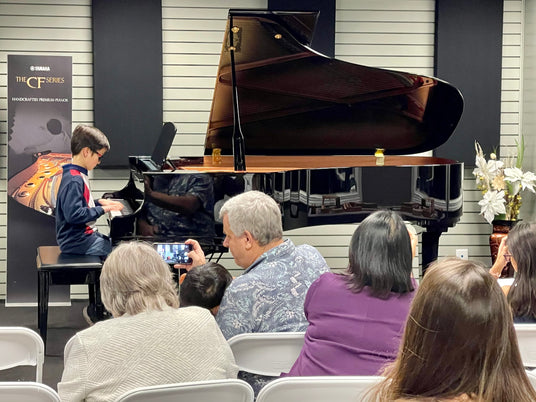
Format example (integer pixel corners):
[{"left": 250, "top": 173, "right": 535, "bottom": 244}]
[{"left": 421, "top": 230, "right": 444, "bottom": 275}]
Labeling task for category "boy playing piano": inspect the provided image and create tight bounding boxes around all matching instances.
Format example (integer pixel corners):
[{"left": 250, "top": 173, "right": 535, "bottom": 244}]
[
  {"left": 55, "top": 125, "right": 123, "bottom": 323},
  {"left": 55, "top": 125, "right": 123, "bottom": 255}
]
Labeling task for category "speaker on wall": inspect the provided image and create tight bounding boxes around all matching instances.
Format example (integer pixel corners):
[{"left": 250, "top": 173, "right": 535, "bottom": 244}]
[
  {"left": 92, "top": 0, "right": 163, "bottom": 168},
  {"left": 434, "top": 0, "right": 503, "bottom": 165}
]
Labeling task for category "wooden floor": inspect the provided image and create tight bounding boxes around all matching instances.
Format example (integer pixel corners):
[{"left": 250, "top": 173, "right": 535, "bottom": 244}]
[{"left": 0, "top": 299, "right": 89, "bottom": 391}]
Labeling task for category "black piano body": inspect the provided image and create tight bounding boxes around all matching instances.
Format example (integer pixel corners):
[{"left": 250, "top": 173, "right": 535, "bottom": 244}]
[
  {"left": 110, "top": 153, "right": 462, "bottom": 270},
  {"left": 106, "top": 9, "right": 464, "bottom": 271}
]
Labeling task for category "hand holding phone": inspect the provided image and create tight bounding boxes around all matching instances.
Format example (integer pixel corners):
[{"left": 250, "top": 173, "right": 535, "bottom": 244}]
[
  {"left": 154, "top": 243, "right": 193, "bottom": 265},
  {"left": 173, "top": 239, "right": 207, "bottom": 271}
]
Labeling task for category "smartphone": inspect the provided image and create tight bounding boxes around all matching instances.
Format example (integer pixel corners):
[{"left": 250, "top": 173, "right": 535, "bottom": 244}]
[{"left": 154, "top": 243, "right": 193, "bottom": 265}]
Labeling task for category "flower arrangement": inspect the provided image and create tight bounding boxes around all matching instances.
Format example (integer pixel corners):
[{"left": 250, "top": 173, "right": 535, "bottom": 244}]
[{"left": 473, "top": 137, "right": 536, "bottom": 224}]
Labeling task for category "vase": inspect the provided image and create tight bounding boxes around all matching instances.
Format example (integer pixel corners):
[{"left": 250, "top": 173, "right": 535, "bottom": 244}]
[{"left": 489, "top": 219, "right": 518, "bottom": 278}]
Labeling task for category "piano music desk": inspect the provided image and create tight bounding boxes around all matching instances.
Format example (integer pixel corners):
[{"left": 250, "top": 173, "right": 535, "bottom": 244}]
[{"left": 36, "top": 246, "right": 104, "bottom": 349}]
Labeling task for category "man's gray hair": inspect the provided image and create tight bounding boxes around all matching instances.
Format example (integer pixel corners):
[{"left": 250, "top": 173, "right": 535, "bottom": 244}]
[
  {"left": 101, "top": 241, "right": 179, "bottom": 317},
  {"left": 219, "top": 190, "right": 283, "bottom": 246}
]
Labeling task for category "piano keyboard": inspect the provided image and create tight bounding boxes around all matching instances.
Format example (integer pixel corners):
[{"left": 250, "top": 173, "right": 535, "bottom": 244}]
[{"left": 107, "top": 199, "right": 134, "bottom": 218}]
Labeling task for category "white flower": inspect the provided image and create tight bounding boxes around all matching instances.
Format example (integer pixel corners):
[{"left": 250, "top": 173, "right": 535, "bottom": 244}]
[
  {"left": 473, "top": 142, "right": 489, "bottom": 179},
  {"left": 472, "top": 142, "right": 503, "bottom": 185},
  {"left": 486, "top": 159, "right": 504, "bottom": 177},
  {"left": 474, "top": 139, "right": 535, "bottom": 224},
  {"left": 504, "top": 167, "right": 536, "bottom": 194},
  {"left": 472, "top": 154, "right": 490, "bottom": 180},
  {"left": 478, "top": 190, "right": 506, "bottom": 224}
]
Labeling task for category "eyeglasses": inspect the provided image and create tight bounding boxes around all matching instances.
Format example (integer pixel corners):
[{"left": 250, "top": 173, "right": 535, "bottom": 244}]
[{"left": 93, "top": 150, "right": 104, "bottom": 161}]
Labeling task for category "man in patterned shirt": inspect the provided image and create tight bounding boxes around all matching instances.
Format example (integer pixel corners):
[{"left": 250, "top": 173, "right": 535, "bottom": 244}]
[{"left": 178, "top": 190, "right": 329, "bottom": 394}]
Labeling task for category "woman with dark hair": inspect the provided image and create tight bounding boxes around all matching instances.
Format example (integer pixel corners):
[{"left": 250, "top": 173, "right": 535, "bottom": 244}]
[
  {"left": 373, "top": 258, "right": 536, "bottom": 401},
  {"left": 284, "top": 210, "right": 416, "bottom": 376},
  {"left": 490, "top": 221, "right": 536, "bottom": 323}
]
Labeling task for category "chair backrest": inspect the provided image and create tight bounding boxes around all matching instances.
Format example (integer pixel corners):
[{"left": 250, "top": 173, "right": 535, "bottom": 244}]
[
  {"left": 0, "top": 326, "right": 45, "bottom": 382},
  {"left": 256, "top": 376, "right": 384, "bottom": 402},
  {"left": 514, "top": 324, "right": 536, "bottom": 368},
  {"left": 0, "top": 382, "right": 60, "bottom": 402},
  {"left": 114, "top": 379, "right": 254, "bottom": 402},
  {"left": 227, "top": 332, "right": 305, "bottom": 376}
]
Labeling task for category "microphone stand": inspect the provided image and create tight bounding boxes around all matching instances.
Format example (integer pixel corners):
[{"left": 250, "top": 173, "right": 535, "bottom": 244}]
[{"left": 229, "top": 15, "right": 246, "bottom": 172}]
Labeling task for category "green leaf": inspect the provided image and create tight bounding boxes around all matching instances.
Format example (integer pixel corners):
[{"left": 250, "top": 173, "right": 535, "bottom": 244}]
[{"left": 516, "top": 136, "right": 525, "bottom": 169}]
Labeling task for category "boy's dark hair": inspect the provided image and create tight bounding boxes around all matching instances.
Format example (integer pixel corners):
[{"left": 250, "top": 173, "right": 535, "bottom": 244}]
[
  {"left": 179, "top": 262, "right": 232, "bottom": 310},
  {"left": 71, "top": 124, "right": 110, "bottom": 155}
]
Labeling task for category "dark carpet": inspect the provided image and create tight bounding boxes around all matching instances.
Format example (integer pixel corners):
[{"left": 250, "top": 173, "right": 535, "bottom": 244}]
[{"left": 0, "top": 299, "right": 90, "bottom": 390}]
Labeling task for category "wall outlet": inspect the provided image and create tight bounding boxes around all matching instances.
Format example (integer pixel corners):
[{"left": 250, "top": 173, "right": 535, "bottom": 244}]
[{"left": 456, "top": 249, "right": 469, "bottom": 260}]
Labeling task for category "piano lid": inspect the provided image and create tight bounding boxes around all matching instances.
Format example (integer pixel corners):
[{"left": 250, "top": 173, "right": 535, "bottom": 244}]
[{"left": 205, "top": 9, "right": 464, "bottom": 156}]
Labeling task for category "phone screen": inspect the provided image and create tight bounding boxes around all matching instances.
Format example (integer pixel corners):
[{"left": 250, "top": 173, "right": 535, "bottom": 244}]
[{"left": 154, "top": 243, "right": 193, "bottom": 265}]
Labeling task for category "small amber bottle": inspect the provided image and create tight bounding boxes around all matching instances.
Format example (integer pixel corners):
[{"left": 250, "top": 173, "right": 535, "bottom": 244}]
[{"left": 212, "top": 147, "right": 222, "bottom": 164}]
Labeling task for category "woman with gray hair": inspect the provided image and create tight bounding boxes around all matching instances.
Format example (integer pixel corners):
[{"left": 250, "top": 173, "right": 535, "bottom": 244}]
[{"left": 58, "top": 241, "right": 238, "bottom": 402}]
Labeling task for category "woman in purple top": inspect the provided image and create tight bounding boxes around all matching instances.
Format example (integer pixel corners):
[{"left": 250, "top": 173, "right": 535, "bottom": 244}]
[{"left": 285, "top": 210, "right": 417, "bottom": 376}]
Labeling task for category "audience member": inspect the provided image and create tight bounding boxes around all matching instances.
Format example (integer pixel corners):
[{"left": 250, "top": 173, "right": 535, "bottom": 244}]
[
  {"left": 179, "top": 262, "right": 232, "bottom": 315},
  {"left": 58, "top": 241, "right": 237, "bottom": 402},
  {"left": 178, "top": 190, "right": 329, "bottom": 337},
  {"left": 373, "top": 257, "right": 536, "bottom": 401},
  {"left": 490, "top": 221, "right": 536, "bottom": 323},
  {"left": 284, "top": 210, "right": 416, "bottom": 377},
  {"left": 217, "top": 190, "right": 329, "bottom": 339},
  {"left": 176, "top": 190, "right": 329, "bottom": 393}
]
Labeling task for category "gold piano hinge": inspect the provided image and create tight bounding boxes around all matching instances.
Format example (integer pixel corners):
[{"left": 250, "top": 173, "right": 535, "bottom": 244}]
[{"left": 226, "top": 26, "right": 242, "bottom": 52}]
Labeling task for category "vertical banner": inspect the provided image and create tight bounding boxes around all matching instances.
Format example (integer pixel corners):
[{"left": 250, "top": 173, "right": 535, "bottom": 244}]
[{"left": 7, "top": 55, "right": 72, "bottom": 305}]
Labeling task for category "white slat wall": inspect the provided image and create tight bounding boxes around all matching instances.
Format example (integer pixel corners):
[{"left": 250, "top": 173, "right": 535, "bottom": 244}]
[{"left": 0, "top": 0, "right": 525, "bottom": 298}]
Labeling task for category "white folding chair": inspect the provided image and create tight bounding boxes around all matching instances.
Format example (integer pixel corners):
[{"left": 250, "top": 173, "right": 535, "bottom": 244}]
[
  {"left": 514, "top": 324, "right": 536, "bottom": 368},
  {"left": 0, "top": 381, "right": 60, "bottom": 402},
  {"left": 227, "top": 332, "right": 305, "bottom": 376},
  {"left": 256, "top": 376, "right": 384, "bottom": 402},
  {"left": 114, "top": 379, "right": 254, "bottom": 402},
  {"left": 0, "top": 326, "right": 45, "bottom": 382}
]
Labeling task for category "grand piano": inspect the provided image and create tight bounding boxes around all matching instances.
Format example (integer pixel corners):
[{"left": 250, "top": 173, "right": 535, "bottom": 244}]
[{"left": 106, "top": 9, "right": 464, "bottom": 271}]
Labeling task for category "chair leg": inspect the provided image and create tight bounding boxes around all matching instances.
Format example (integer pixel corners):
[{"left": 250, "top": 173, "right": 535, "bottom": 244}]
[
  {"left": 88, "top": 282, "right": 96, "bottom": 305},
  {"left": 37, "top": 271, "right": 50, "bottom": 351},
  {"left": 94, "top": 278, "right": 104, "bottom": 318},
  {"left": 88, "top": 274, "right": 104, "bottom": 319}
]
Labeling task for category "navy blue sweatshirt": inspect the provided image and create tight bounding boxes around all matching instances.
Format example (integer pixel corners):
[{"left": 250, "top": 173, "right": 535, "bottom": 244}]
[{"left": 55, "top": 164, "right": 105, "bottom": 254}]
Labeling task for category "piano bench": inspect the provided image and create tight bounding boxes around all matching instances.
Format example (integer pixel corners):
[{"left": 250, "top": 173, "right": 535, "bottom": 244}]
[{"left": 36, "top": 246, "right": 104, "bottom": 350}]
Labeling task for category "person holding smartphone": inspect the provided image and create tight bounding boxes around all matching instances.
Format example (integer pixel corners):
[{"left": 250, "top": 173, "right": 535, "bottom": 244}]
[{"left": 175, "top": 190, "right": 329, "bottom": 395}]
